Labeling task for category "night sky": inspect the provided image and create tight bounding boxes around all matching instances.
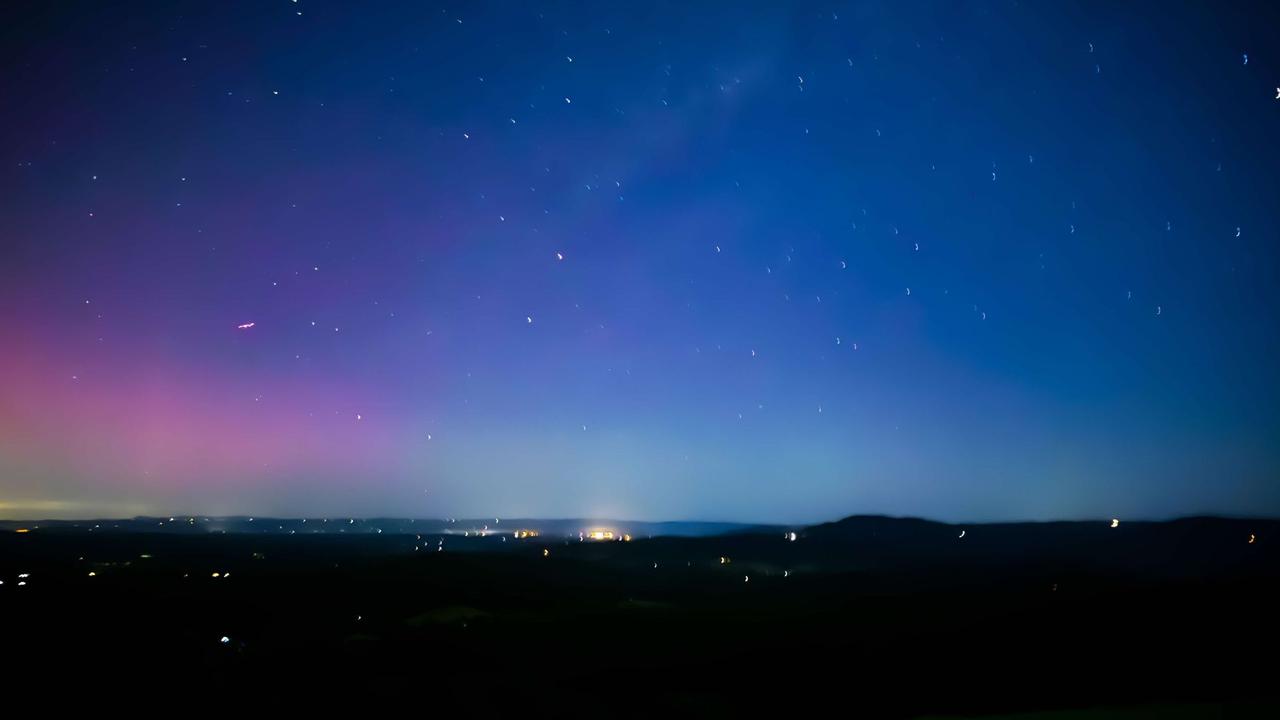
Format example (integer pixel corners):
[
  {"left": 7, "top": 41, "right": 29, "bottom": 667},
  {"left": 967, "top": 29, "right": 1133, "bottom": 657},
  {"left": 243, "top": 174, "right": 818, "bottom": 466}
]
[{"left": 2, "top": 1, "right": 1278, "bottom": 522}]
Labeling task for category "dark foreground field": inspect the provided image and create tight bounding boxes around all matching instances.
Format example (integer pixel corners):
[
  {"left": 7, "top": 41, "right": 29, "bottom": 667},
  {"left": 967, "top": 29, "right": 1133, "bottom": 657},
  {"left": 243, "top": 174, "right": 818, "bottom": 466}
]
[{"left": 2, "top": 516, "right": 1277, "bottom": 717}]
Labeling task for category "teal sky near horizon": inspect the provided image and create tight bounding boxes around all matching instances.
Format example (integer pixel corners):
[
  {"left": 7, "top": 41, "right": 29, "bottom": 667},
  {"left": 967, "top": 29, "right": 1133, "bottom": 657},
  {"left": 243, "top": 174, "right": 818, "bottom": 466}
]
[{"left": 2, "top": 1, "right": 1279, "bottom": 522}]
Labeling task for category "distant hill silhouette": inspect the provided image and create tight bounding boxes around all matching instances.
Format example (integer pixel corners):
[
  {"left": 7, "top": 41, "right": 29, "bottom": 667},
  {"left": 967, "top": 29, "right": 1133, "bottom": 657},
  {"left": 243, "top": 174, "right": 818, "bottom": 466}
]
[{"left": 2, "top": 513, "right": 1277, "bottom": 715}]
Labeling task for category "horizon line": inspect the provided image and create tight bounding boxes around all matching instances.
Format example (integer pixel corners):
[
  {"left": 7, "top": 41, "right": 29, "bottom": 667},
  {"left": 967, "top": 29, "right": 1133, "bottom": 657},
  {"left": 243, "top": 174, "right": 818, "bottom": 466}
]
[{"left": 3, "top": 512, "right": 1278, "bottom": 527}]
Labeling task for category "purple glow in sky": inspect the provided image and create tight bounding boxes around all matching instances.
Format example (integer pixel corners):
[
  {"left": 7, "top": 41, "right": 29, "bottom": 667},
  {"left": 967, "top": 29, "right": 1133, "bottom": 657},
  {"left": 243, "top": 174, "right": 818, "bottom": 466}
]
[{"left": 2, "top": 1, "right": 1279, "bottom": 521}]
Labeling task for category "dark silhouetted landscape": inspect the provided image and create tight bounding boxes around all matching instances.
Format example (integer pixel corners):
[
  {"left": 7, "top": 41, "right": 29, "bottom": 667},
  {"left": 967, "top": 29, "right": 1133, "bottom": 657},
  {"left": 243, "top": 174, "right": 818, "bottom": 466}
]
[{"left": 3, "top": 516, "right": 1276, "bottom": 716}]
